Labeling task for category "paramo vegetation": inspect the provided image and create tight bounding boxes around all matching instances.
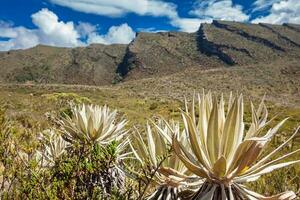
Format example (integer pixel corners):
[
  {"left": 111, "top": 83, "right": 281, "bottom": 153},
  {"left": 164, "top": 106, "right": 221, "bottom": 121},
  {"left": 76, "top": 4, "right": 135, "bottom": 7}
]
[{"left": 0, "top": 91, "right": 299, "bottom": 199}]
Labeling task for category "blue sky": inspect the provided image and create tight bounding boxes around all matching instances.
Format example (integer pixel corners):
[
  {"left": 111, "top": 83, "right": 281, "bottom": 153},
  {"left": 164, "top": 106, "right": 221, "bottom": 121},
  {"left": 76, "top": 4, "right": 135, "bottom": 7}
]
[{"left": 0, "top": 0, "right": 299, "bottom": 51}]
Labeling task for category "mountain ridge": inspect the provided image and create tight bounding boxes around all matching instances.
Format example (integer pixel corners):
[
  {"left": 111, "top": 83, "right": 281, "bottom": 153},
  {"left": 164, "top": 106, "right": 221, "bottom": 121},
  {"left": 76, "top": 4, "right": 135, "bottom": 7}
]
[{"left": 0, "top": 20, "right": 299, "bottom": 85}]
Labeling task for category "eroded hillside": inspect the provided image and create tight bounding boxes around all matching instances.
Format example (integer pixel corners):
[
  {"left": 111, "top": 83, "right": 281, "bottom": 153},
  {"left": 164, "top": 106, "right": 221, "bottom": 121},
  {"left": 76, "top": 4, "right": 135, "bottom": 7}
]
[
  {"left": 0, "top": 21, "right": 299, "bottom": 85},
  {"left": 0, "top": 44, "right": 127, "bottom": 85}
]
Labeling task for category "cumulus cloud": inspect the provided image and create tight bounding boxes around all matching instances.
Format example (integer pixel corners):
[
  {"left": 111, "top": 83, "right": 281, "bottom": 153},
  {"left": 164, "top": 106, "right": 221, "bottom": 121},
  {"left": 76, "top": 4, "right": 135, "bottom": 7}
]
[
  {"left": 0, "top": 9, "right": 136, "bottom": 51},
  {"left": 87, "top": 23, "right": 135, "bottom": 45},
  {"left": 168, "top": 0, "right": 249, "bottom": 32},
  {"left": 0, "top": 9, "right": 82, "bottom": 51},
  {"left": 32, "top": 8, "right": 81, "bottom": 47},
  {"left": 252, "top": 0, "right": 300, "bottom": 24},
  {"left": 49, "top": 0, "right": 177, "bottom": 18},
  {"left": 252, "top": 0, "right": 281, "bottom": 12},
  {"left": 0, "top": 25, "right": 40, "bottom": 51},
  {"left": 76, "top": 22, "right": 97, "bottom": 38},
  {"left": 190, "top": 0, "right": 249, "bottom": 22}
]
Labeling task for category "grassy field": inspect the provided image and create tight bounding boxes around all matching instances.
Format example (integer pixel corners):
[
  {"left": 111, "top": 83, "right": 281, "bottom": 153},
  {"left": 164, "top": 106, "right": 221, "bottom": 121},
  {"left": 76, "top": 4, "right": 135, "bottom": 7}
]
[{"left": 0, "top": 79, "right": 299, "bottom": 198}]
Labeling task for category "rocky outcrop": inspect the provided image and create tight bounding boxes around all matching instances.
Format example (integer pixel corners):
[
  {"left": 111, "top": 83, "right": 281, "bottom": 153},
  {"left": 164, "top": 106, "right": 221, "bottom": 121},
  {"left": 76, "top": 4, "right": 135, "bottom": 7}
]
[
  {"left": 259, "top": 23, "right": 300, "bottom": 48},
  {"left": 283, "top": 23, "right": 300, "bottom": 33},
  {"left": 212, "top": 21, "right": 285, "bottom": 52},
  {"left": 116, "top": 31, "right": 221, "bottom": 79},
  {"left": 197, "top": 24, "right": 253, "bottom": 65}
]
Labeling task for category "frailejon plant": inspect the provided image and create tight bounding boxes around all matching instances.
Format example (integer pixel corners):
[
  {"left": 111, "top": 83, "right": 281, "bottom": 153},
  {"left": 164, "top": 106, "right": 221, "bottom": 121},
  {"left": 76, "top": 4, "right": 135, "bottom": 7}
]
[
  {"left": 59, "top": 104, "right": 128, "bottom": 146},
  {"left": 58, "top": 104, "right": 130, "bottom": 196},
  {"left": 58, "top": 104, "right": 131, "bottom": 161},
  {"left": 171, "top": 92, "right": 300, "bottom": 199},
  {"left": 37, "top": 129, "right": 69, "bottom": 167},
  {"left": 130, "top": 121, "right": 202, "bottom": 200}
]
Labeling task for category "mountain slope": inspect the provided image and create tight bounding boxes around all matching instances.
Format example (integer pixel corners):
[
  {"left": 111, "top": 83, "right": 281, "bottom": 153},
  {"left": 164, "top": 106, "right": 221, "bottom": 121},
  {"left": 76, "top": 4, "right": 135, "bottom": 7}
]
[
  {"left": 198, "top": 21, "right": 300, "bottom": 65},
  {"left": 0, "top": 21, "right": 299, "bottom": 85},
  {"left": 116, "top": 31, "right": 223, "bottom": 80},
  {"left": 0, "top": 44, "right": 127, "bottom": 85},
  {"left": 118, "top": 57, "right": 300, "bottom": 106}
]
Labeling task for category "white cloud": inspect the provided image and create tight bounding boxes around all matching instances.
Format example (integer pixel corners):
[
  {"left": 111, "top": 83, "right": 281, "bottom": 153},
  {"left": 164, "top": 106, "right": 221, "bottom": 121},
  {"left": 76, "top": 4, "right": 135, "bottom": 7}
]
[
  {"left": 32, "top": 8, "right": 81, "bottom": 47},
  {"left": 0, "top": 20, "right": 14, "bottom": 29},
  {"left": 190, "top": 0, "right": 249, "bottom": 22},
  {"left": 76, "top": 22, "right": 97, "bottom": 37},
  {"left": 48, "top": 0, "right": 212, "bottom": 32},
  {"left": 0, "top": 9, "right": 136, "bottom": 51},
  {"left": 169, "top": 0, "right": 249, "bottom": 32},
  {"left": 252, "top": 0, "right": 300, "bottom": 24},
  {"left": 49, "top": 0, "right": 177, "bottom": 18},
  {"left": 171, "top": 18, "right": 211, "bottom": 32},
  {"left": 87, "top": 23, "right": 135, "bottom": 45},
  {"left": 136, "top": 27, "right": 167, "bottom": 33},
  {"left": 0, "top": 9, "right": 82, "bottom": 51},
  {"left": 252, "top": 0, "right": 281, "bottom": 12},
  {"left": 0, "top": 24, "right": 18, "bottom": 38},
  {"left": 0, "top": 26, "right": 40, "bottom": 51},
  {"left": 48, "top": 0, "right": 209, "bottom": 32}
]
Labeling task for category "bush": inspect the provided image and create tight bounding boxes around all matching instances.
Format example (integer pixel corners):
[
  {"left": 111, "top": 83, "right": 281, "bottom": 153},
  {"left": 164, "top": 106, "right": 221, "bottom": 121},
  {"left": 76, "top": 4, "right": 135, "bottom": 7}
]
[{"left": 112, "top": 73, "right": 123, "bottom": 84}]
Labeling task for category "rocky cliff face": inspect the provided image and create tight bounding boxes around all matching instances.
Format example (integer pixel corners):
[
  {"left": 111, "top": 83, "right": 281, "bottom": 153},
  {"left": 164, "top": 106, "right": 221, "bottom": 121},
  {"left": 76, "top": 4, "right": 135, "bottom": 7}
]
[
  {"left": 196, "top": 20, "right": 300, "bottom": 66},
  {"left": 0, "top": 21, "right": 299, "bottom": 85}
]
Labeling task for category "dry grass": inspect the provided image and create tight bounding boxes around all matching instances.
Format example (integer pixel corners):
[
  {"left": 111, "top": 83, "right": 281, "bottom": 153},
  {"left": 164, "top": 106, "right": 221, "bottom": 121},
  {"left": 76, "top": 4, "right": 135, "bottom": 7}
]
[{"left": 0, "top": 57, "right": 299, "bottom": 197}]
